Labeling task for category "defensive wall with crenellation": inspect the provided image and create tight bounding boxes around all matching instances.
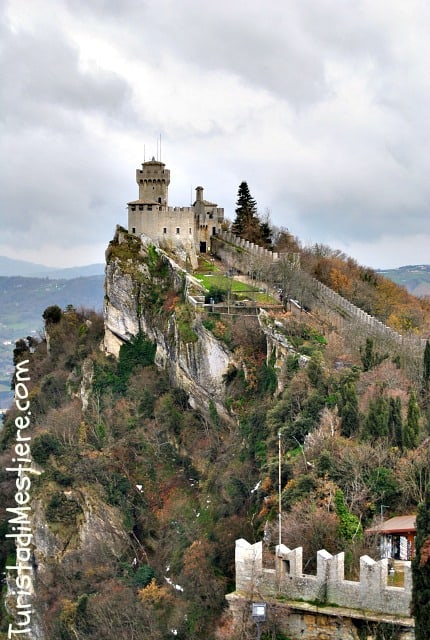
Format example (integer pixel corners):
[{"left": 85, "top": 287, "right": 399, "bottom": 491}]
[
  {"left": 223, "top": 539, "right": 414, "bottom": 639},
  {"left": 233, "top": 539, "right": 412, "bottom": 617}
]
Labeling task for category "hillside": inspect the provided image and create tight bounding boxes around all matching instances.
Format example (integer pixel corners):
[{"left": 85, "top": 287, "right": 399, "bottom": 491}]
[
  {"left": 378, "top": 264, "right": 430, "bottom": 297},
  {"left": 0, "top": 231, "right": 429, "bottom": 639}
]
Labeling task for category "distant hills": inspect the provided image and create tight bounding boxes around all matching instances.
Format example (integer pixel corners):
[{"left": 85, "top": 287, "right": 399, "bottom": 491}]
[
  {"left": 377, "top": 264, "right": 430, "bottom": 297},
  {"left": 0, "top": 255, "right": 104, "bottom": 279},
  {"left": 0, "top": 258, "right": 105, "bottom": 410}
]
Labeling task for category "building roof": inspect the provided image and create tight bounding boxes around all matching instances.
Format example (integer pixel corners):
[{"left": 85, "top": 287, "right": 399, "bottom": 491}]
[
  {"left": 366, "top": 515, "right": 416, "bottom": 535},
  {"left": 128, "top": 199, "right": 160, "bottom": 205},
  {"left": 194, "top": 199, "right": 217, "bottom": 207}
]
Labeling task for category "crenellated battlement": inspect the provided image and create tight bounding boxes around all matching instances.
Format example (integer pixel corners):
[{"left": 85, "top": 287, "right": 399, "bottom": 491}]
[{"left": 233, "top": 539, "right": 412, "bottom": 617}]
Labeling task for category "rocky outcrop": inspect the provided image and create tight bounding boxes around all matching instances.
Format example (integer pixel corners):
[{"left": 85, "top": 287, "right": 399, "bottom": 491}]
[{"left": 104, "top": 230, "right": 233, "bottom": 420}]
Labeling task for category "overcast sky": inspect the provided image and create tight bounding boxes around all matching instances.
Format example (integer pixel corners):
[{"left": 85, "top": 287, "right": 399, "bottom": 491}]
[{"left": 1, "top": 0, "right": 429, "bottom": 269}]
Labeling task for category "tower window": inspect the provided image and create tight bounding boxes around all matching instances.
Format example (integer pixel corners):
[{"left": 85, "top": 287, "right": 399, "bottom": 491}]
[
  {"left": 139, "top": 205, "right": 144, "bottom": 211},
  {"left": 132, "top": 227, "right": 136, "bottom": 233},
  {"left": 163, "top": 227, "right": 167, "bottom": 234},
  {"left": 158, "top": 197, "right": 162, "bottom": 203},
  {"left": 176, "top": 227, "right": 180, "bottom": 234},
  {"left": 147, "top": 205, "right": 152, "bottom": 211},
  {"left": 189, "top": 228, "right": 192, "bottom": 234}
]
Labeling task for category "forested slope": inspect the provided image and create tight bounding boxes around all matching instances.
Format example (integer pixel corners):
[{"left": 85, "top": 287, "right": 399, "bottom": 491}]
[{"left": 0, "top": 237, "right": 429, "bottom": 640}]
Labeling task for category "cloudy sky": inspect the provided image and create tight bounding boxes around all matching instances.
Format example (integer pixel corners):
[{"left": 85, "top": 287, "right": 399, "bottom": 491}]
[{"left": 1, "top": 0, "right": 429, "bottom": 269}]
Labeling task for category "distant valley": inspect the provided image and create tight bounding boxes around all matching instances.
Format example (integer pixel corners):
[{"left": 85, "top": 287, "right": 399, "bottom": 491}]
[{"left": 0, "top": 260, "right": 104, "bottom": 409}]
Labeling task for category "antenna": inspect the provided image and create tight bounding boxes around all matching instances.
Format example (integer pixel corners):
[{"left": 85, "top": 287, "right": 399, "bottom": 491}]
[
  {"left": 159, "top": 133, "right": 162, "bottom": 162},
  {"left": 144, "top": 144, "right": 146, "bottom": 162}
]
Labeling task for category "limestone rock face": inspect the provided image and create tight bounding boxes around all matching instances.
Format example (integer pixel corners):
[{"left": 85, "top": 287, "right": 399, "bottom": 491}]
[
  {"left": 30, "top": 489, "right": 129, "bottom": 572},
  {"left": 104, "top": 232, "right": 233, "bottom": 420},
  {"left": 5, "top": 487, "right": 129, "bottom": 640}
]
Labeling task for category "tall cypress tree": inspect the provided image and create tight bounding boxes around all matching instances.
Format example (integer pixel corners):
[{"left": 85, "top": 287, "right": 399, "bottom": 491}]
[
  {"left": 339, "top": 381, "right": 359, "bottom": 437},
  {"left": 412, "top": 489, "right": 430, "bottom": 639},
  {"left": 388, "top": 396, "right": 403, "bottom": 448},
  {"left": 364, "top": 395, "right": 389, "bottom": 439},
  {"left": 404, "top": 390, "right": 420, "bottom": 449},
  {"left": 423, "top": 340, "right": 430, "bottom": 390}
]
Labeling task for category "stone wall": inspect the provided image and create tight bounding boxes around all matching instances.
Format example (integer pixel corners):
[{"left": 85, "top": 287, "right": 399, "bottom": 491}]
[
  {"left": 212, "top": 232, "right": 425, "bottom": 359},
  {"left": 234, "top": 539, "right": 412, "bottom": 617},
  {"left": 225, "top": 539, "right": 414, "bottom": 638},
  {"left": 224, "top": 593, "right": 414, "bottom": 640}
]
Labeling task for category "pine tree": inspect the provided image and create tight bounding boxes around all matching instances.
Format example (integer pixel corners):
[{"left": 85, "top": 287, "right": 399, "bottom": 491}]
[
  {"left": 231, "top": 181, "right": 260, "bottom": 242},
  {"left": 412, "top": 489, "right": 430, "bottom": 639}
]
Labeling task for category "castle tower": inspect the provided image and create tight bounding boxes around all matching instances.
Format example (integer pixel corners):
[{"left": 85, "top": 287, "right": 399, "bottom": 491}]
[
  {"left": 136, "top": 157, "right": 170, "bottom": 206},
  {"left": 127, "top": 158, "right": 224, "bottom": 262}
]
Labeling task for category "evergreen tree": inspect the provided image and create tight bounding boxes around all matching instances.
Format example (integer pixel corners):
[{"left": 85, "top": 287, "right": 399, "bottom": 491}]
[
  {"left": 360, "top": 337, "right": 375, "bottom": 371},
  {"left": 364, "top": 395, "right": 389, "bottom": 439},
  {"left": 412, "top": 488, "right": 430, "bottom": 639},
  {"left": 231, "top": 181, "right": 260, "bottom": 242},
  {"left": 423, "top": 339, "right": 430, "bottom": 390},
  {"left": 403, "top": 390, "right": 420, "bottom": 449},
  {"left": 388, "top": 396, "right": 403, "bottom": 448},
  {"left": 339, "top": 381, "right": 359, "bottom": 437},
  {"left": 258, "top": 219, "right": 273, "bottom": 248}
]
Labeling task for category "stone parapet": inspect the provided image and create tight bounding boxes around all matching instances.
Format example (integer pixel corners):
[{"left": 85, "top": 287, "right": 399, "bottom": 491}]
[{"left": 233, "top": 539, "right": 412, "bottom": 618}]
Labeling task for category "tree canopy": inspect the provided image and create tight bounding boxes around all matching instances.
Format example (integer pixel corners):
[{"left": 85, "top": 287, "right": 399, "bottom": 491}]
[{"left": 231, "top": 181, "right": 272, "bottom": 248}]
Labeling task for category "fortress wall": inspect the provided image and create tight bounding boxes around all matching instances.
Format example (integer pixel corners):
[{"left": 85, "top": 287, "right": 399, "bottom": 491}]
[
  {"left": 216, "top": 230, "right": 279, "bottom": 262},
  {"left": 130, "top": 207, "right": 196, "bottom": 240},
  {"left": 234, "top": 540, "right": 412, "bottom": 617},
  {"left": 214, "top": 231, "right": 424, "bottom": 357}
]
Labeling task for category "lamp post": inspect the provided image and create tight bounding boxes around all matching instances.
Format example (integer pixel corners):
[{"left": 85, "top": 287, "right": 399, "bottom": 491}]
[{"left": 251, "top": 602, "right": 267, "bottom": 640}]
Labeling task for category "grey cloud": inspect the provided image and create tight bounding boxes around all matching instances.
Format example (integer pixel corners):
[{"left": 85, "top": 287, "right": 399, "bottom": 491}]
[{"left": 0, "top": 22, "right": 133, "bottom": 131}]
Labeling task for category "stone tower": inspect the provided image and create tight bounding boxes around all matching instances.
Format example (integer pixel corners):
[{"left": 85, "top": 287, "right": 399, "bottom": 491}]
[
  {"left": 128, "top": 159, "right": 224, "bottom": 264},
  {"left": 136, "top": 158, "right": 170, "bottom": 207}
]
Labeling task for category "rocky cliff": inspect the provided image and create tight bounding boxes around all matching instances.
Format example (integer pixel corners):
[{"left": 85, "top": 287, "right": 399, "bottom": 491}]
[{"left": 104, "top": 228, "right": 233, "bottom": 421}]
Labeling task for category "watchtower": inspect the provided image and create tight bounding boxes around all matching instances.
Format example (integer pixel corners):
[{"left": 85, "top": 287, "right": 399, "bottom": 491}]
[
  {"left": 127, "top": 159, "right": 224, "bottom": 260},
  {"left": 136, "top": 158, "right": 170, "bottom": 207}
]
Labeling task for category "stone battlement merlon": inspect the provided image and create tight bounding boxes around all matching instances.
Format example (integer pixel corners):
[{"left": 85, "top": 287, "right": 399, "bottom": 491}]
[{"left": 233, "top": 539, "right": 412, "bottom": 618}]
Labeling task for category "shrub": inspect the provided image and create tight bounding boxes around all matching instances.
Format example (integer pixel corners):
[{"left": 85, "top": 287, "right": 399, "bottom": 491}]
[
  {"left": 46, "top": 492, "right": 82, "bottom": 524},
  {"left": 43, "top": 305, "right": 62, "bottom": 325},
  {"left": 31, "top": 433, "right": 62, "bottom": 464}
]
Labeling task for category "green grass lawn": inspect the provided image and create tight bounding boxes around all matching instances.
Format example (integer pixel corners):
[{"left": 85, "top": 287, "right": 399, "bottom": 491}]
[{"left": 194, "top": 273, "right": 277, "bottom": 303}]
